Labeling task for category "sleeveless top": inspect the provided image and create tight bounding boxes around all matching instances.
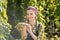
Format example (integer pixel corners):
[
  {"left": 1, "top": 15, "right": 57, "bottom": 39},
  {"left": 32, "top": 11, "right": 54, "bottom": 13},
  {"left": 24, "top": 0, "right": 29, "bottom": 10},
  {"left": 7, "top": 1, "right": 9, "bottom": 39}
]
[{"left": 26, "top": 24, "right": 41, "bottom": 40}]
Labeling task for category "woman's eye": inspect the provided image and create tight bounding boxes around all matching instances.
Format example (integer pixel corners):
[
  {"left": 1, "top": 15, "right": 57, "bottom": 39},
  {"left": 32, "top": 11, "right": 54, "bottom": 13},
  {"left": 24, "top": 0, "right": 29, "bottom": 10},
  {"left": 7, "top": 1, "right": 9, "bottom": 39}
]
[
  {"left": 30, "top": 13, "right": 33, "bottom": 15},
  {"left": 27, "top": 13, "right": 33, "bottom": 15},
  {"left": 27, "top": 14, "right": 29, "bottom": 15}
]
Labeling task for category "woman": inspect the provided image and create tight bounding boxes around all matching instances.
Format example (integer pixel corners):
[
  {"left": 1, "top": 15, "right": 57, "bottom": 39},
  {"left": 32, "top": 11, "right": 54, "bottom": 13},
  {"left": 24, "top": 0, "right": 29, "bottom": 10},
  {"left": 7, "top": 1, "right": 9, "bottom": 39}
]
[{"left": 21, "top": 6, "right": 40, "bottom": 40}]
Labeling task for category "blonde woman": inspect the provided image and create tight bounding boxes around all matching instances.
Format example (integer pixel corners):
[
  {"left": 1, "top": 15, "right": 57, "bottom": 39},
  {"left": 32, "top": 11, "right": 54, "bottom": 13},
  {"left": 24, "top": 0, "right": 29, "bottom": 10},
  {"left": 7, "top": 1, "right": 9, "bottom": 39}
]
[{"left": 21, "top": 6, "right": 41, "bottom": 40}]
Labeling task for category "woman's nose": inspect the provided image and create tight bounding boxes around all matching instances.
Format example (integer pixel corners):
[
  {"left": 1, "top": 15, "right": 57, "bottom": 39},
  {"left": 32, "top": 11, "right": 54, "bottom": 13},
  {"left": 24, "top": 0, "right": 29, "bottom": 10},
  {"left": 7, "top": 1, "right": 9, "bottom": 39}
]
[{"left": 28, "top": 15, "right": 31, "bottom": 17}]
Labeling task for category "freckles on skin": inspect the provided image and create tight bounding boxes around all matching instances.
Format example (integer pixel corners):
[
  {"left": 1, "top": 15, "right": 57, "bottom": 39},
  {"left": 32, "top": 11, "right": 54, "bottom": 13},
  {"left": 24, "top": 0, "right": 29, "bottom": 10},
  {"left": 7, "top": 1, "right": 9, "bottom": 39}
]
[{"left": 26, "top": 10, "right": 36, "bottom": 21}]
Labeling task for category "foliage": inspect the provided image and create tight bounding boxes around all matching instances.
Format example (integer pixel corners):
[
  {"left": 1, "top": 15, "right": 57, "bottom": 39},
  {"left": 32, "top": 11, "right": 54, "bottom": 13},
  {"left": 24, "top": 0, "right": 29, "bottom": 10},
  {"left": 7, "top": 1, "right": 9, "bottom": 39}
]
[
  {"left": 0, "top": 0, "right": 60, "bottom": 40},
  {"left": 0, "top": 0, "right": 13, "bottom": 40},
  {"left": 0, "top": 15, "right": 11, "bottom": 40}
]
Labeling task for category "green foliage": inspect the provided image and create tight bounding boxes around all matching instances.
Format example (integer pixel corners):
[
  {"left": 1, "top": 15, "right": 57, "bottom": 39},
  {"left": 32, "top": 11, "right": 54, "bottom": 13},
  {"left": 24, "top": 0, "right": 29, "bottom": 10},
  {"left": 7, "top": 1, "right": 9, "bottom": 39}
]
[
  {"left": 0, "top": 0, "right": 60, "bottom": 40},
  {"left": 0, "top": 15, "right": 12, "bottom": 40},
  {"left": 0, "top": 0, "right": 13, "bottom": 40}
]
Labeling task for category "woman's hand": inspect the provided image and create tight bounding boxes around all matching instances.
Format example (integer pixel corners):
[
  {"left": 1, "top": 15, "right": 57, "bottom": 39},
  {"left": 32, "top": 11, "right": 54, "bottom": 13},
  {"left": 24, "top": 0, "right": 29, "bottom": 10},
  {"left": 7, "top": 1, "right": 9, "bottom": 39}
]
[
  {"left": 20, "top": 22, "right": 32, "bottom": 32},
  {"left": 20, "top": 22, "right": 27, "bottom": 40},
  {"left": 26, "top": 23, "right": 37, "bottom": 40},
  {"left": 26, "top": 24, "right": 33, "bottom": 34},
  {"left": 20, "top": 23, "right": 37, "bottom": 40}
]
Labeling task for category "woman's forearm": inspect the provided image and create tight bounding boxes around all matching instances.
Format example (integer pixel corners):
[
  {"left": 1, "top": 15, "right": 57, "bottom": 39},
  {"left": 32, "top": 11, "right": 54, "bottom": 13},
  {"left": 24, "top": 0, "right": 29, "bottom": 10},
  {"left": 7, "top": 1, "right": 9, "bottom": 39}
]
[
  {"left": 21, "top": 26, "right": 27, "bottom": 40},
  {"left": 29, "top": 32, "right": 37, "bottom": 40}
]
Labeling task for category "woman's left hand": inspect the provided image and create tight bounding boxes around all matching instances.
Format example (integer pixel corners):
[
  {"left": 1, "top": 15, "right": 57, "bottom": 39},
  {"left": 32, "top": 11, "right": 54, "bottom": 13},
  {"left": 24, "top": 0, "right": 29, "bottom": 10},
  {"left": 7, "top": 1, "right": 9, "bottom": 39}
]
[
  {"left": 26, "top": 23, "right": 37, "bottom": 40},
  {"left": 26, "top": 23, "right": 33, "bottom": 33}
]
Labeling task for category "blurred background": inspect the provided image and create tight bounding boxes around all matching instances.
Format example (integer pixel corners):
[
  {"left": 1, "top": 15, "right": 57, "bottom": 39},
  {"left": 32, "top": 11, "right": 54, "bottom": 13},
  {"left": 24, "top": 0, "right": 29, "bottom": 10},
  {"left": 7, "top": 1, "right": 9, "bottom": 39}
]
[{"left": 0, "top": 0, "right": 60, "bottom": 40}]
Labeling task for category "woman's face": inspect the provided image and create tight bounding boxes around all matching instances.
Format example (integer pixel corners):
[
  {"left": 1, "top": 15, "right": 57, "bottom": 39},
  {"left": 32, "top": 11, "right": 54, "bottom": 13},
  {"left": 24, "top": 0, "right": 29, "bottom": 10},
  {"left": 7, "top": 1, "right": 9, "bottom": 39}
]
[{"left": 26, "top": 10, "right": 36, "bottom": 22}]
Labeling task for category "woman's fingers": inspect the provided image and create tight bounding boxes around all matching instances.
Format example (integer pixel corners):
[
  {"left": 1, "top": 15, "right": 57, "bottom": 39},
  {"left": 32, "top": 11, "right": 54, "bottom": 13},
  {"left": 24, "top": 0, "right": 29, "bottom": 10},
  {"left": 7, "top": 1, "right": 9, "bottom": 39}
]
[
  {"left": 19, "top": 22, "right": 26, "bottom": 25},
  {"left": 20, "top": 23, "right": 30, "bottom": 27},
  {"left": 19, "top": 23, "right": 26, "bottom": 26},
  {"left": 19, "top": 22, "right": 32, "bottom": 31}
]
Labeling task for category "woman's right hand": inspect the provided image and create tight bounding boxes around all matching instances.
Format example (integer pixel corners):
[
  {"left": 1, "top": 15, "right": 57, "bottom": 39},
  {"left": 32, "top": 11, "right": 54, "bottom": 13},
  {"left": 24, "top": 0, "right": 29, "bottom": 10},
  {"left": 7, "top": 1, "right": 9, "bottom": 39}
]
[
  {"left": 20, "top": 23, "right": 32, "bottom": 33},
  {"left": 20, "top": 22, "right": 27, "bottom": 29},
  {"left": 20, "top": 23, "right": 27, "bottom": 40}
]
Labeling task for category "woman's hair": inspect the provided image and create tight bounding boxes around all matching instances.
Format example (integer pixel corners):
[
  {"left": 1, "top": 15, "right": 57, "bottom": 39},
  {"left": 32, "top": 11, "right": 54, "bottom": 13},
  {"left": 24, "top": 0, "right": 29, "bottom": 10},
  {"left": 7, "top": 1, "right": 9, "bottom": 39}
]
[{"left": 27, "top": 6, "right": 38, "bottom": 15}]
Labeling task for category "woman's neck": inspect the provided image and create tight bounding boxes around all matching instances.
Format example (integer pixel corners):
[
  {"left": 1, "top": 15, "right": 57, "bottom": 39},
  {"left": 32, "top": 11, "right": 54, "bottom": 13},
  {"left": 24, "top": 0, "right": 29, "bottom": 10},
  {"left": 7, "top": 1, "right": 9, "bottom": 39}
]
[{"left": 29, "top": 19, "right": 36, "bottom": 26}]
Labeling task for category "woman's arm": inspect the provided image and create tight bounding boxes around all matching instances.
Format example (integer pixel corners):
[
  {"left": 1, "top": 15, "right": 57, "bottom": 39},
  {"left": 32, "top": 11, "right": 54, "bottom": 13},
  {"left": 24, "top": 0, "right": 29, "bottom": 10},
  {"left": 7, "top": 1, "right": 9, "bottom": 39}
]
[
  {"left": 29, "top": 31, "right": 37, "bottom": 40},
  {"left": 21, "top": 24, "right": 27, "bottom": 40},
  {"left": 26, "top": 24, "right": 37, "bottom": 40},
  {"left": 21, "top": 23, "right": 37, "bottom": 40}
]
